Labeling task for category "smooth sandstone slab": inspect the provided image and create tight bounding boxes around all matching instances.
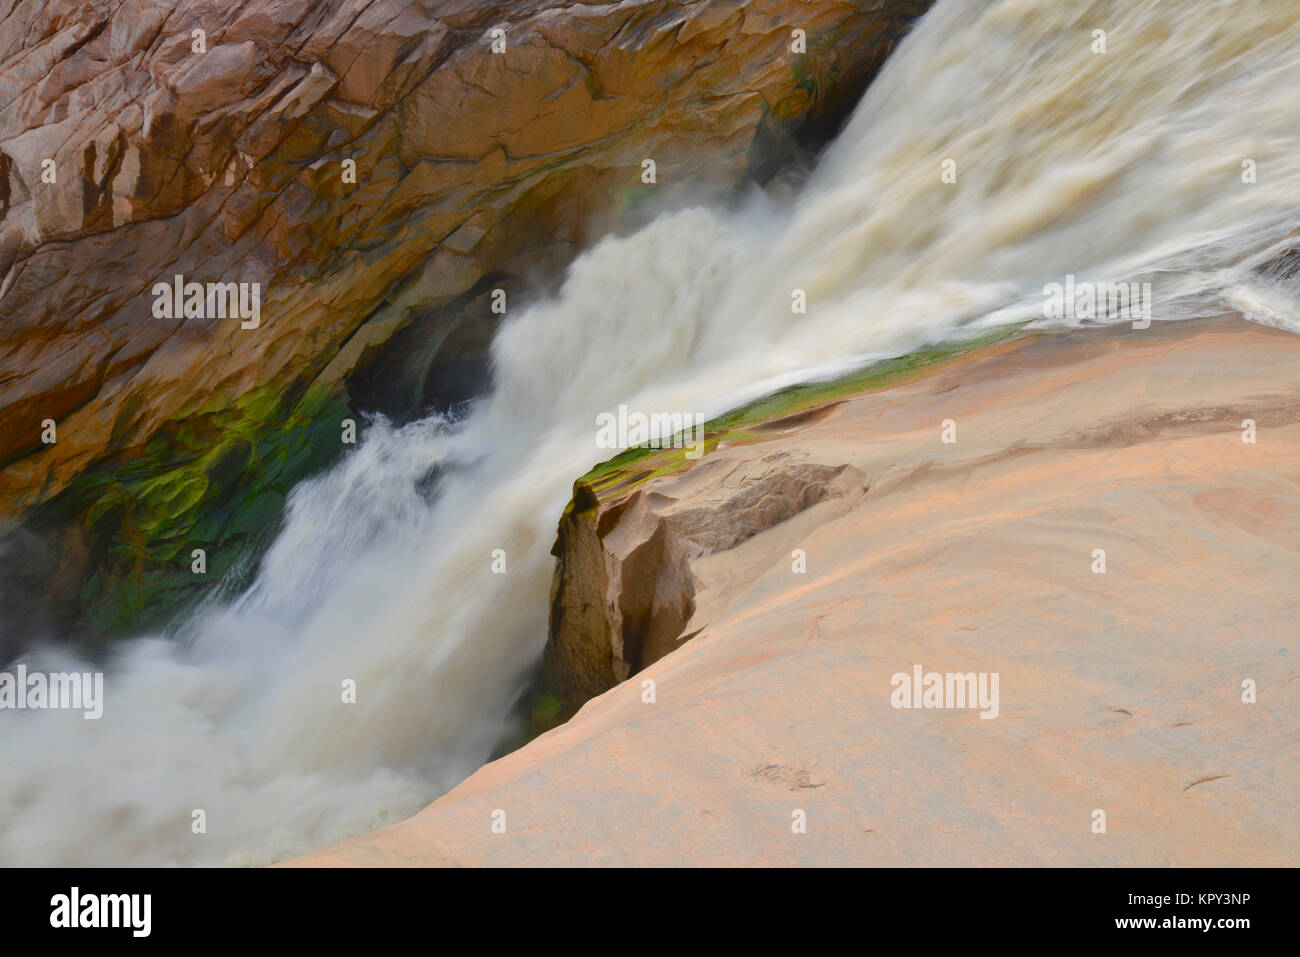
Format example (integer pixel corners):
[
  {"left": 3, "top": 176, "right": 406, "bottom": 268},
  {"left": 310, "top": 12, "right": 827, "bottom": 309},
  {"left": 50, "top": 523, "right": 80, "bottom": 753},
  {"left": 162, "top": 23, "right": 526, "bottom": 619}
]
[{"left": 294, "top": 319, "right": 1300, "bottom": 866}]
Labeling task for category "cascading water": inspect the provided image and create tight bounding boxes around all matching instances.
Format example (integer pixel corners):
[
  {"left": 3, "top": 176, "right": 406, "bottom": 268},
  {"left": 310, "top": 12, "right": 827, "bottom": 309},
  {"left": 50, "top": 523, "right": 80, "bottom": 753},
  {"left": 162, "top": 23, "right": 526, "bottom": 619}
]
[{"left": 2, "top": 0, "right": 1298, "bottom": 865}]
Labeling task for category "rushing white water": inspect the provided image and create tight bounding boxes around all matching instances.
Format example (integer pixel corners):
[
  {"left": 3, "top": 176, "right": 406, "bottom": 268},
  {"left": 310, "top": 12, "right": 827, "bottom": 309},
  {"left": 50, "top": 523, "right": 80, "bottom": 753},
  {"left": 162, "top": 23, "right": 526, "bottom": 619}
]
[{"left": 2, "top": 0, "right": 1299, "bottom": 865}]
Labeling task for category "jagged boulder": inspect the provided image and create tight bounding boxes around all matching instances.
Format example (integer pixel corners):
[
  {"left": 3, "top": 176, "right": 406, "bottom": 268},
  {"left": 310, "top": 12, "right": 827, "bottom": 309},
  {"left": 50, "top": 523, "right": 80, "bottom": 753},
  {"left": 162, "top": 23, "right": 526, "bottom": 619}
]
[
  {"left": 547, "top": 445, "right": 866, "bottom": 716},
  {"left": 0, "top": 0, "right": 929, "bottom": 638}
]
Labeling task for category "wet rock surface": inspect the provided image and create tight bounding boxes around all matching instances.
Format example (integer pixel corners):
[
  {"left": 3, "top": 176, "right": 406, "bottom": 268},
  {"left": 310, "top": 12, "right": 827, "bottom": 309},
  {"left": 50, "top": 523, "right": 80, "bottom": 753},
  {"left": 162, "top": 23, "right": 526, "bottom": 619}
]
[{"left": 0, "top": 0, "right": 929, "bottom": 638}]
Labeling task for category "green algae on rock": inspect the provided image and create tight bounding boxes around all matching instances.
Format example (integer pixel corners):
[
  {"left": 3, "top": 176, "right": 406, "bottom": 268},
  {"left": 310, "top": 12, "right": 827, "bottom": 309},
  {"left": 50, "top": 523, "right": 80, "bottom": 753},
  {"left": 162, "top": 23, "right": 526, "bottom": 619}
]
[{"left": 541, "top": 325, "right": 1030, "bottom": 719}]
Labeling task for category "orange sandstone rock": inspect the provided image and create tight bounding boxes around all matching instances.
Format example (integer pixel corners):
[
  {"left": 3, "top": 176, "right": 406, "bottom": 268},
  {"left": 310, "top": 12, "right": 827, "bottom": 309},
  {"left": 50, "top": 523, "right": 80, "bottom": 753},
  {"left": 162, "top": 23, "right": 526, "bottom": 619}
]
[{"left": 294, "top": 319, "right": 1300, "bottom": 866}]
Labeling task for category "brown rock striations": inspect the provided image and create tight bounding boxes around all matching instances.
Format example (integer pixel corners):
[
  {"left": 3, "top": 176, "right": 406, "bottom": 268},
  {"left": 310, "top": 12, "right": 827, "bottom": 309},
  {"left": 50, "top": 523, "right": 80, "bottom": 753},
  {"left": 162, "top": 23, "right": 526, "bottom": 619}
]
[
  {"left": 546, "top": 452, "right": 866, "bottom": 715},
  {"left": 0, "top": 0, "right": 930, "bottom": 638}
]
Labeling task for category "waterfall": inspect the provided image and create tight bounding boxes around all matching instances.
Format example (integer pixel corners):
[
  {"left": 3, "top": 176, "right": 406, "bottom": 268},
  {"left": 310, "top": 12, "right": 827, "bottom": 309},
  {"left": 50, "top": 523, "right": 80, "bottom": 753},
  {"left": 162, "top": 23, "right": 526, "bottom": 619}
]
[{"left": 2, "top": 0, "right": 1298, "bottom": 865}]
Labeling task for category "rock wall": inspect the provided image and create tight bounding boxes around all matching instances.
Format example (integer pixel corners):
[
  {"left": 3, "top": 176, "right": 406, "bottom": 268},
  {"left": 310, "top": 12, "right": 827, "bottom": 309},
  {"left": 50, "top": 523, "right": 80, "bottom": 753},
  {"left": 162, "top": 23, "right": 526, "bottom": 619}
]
[
  {"left": 546, "top": 451, "right": 866, "bottom": 715},
  {"left": 302, "top": 319, "right": 1300, "bottom": 866},
  {"left": 0, "top": 0, "right": 929, "bottom": 640}
]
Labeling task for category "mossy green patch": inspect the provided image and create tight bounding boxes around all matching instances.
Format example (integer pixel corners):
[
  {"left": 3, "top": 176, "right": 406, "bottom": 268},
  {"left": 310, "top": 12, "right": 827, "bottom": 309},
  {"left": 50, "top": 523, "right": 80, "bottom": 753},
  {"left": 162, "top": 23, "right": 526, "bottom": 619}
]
[
  {"left": 570, "top": 326, "right": 1032, "bottom": 513},
  {"left": 31, "top": 378, "right": 353, "bottom": 637}
]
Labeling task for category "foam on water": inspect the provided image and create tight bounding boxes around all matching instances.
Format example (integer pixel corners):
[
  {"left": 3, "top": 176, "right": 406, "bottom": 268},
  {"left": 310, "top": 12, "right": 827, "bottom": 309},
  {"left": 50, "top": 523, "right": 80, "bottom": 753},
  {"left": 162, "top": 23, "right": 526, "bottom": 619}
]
[{"left": 2, "top": 0, "right": 1299, "bottom": 864}]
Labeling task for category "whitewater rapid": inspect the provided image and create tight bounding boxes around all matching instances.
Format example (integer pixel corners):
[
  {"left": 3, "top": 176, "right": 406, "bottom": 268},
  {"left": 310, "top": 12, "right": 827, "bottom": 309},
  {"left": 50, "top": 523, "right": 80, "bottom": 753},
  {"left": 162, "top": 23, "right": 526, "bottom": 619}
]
[{"left": 2, "top": 0, "right": 1299, "bottom": 864}]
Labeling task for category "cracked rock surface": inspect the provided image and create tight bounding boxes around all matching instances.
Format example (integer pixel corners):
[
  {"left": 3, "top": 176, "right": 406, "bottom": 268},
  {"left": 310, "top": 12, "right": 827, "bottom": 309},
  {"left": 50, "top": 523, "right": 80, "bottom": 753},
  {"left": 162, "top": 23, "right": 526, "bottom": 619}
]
[
  {"left": 0, "top": 0, "right": 926, "bottom": 512},
  {"left": 295, "top": 319, "right": 1300, "bottom": 865},
  {"left": 0, "top": 0, "right": 928, "bottom": 637}
]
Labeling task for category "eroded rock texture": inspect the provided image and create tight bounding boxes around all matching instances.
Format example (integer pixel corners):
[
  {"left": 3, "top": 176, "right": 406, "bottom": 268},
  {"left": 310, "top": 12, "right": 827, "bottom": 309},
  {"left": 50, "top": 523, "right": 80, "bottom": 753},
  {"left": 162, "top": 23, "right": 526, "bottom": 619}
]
[
  {"left": 0, "top": 0, "right": 929, "bottom": 639},
  {"left": 547, "top": 452, "right": 865, "bottom": 714},
  {"left": 304, "top": 319, "right": 1300, "bottom": 867}
]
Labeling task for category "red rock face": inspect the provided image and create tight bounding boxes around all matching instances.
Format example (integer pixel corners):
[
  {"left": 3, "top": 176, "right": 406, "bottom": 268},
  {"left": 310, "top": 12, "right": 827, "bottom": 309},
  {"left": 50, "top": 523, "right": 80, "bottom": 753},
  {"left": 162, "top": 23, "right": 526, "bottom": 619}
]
[{"left": 0, "top": 0, "right": 930, "bottom": 525}]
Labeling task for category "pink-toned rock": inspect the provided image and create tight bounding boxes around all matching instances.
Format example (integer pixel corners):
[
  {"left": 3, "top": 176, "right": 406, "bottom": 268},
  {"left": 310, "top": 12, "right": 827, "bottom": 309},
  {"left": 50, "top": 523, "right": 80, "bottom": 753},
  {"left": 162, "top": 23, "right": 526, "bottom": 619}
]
[{"left": 292, "top": 319, "right": 1300, "bottom": 866}]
